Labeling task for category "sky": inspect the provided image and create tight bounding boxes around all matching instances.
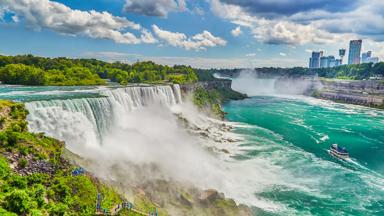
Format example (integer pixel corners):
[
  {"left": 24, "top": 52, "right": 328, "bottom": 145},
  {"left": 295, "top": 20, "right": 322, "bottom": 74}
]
[{"left": 0, "top": 0, "right": 383, "bottom": 68}]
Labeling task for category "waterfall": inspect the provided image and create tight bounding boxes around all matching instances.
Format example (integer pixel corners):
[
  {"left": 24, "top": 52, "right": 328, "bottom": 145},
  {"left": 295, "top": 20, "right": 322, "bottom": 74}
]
[{"left": 25, "top": 85, "right": 182, "bottom": 153}]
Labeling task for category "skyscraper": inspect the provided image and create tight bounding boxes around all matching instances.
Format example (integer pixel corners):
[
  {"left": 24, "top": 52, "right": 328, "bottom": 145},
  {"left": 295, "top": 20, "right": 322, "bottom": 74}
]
[
  {"left": 362, "top": 51, "right": 372, "bottom": 63},
  {"left": 309, "top": 51, "right": 323, "bottom": 68},
  {"left": 320, "top": 56, "right": 328, "bottom": 68},
  {"left": 348, "top": 40, "right": 362, "bottom": 65},
  {"left": 320, "top": 56, "right": 336, "bottom": 68}
]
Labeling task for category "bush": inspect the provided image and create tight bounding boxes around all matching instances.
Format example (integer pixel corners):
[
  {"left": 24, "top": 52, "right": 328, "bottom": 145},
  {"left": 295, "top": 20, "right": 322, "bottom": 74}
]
[
  {"left": 18, "top": 158, "right": 28, "bottom": 168},
  {"left": 3, "top": 189, "right": 37, "bottom": 215}
]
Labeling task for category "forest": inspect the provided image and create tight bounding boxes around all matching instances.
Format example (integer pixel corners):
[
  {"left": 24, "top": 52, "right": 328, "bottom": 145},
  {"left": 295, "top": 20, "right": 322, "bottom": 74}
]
[{"left": 0, "top": 55, "right": 198, "bottom": 86}]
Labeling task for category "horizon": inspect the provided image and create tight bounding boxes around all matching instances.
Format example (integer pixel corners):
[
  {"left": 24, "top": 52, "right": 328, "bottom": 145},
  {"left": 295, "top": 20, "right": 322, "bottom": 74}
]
[{"left": 0, "top": 0, "right": 383, "bottom": 69}]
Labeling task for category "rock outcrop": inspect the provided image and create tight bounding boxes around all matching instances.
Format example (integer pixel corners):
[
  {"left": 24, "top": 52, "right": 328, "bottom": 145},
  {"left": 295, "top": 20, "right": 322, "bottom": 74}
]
[{"left": 316, "top": 79, "right": 384, "bottom": 107}]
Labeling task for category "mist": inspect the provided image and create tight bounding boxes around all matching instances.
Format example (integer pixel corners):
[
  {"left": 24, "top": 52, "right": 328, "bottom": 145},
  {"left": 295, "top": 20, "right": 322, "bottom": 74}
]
[{"left": 231, "top": 70, "right": 319, "bottom": 97}]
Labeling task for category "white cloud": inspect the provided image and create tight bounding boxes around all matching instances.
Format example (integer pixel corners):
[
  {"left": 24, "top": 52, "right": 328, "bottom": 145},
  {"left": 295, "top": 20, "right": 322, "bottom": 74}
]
[
  {"left": 0, "top": 0, "right": 153, "bottom": 45},
  {"left": 305, "top": 49, "right": 313, "bottom": 53},
  {"left": 210, "top": 0, "right": 337, "bottom": 45},
  {"left": 123, "top": 0, "right": 186, "bottom": 17},
  {"left": 279, "top": 52, "right": 287, "bottom": 56},
  {"left": 245, "top": 53, "right": 256, "bottom": 57},
  {"left": 140, "top": 29, "right": 157, "bottom": 44},
  {"left": 192, "top": 7, "right": 205, "bottom": 16},
  {"left": 152, "top": 25, "right": 227, "bottom": 50},
  {"left": 231, "top": 26, "right": 242, "bottom": 37},
  {"left": 210, "top": 0, "right": 384, "bottom": 49},
  {"left": 11, "top": 15, "right": 19, "bottom": 23}
]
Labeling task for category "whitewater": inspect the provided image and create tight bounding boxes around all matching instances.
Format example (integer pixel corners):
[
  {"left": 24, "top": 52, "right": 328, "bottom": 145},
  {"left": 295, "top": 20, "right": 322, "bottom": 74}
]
[{"left": 1, "top": 81, "right": 384, "bottom": 215}]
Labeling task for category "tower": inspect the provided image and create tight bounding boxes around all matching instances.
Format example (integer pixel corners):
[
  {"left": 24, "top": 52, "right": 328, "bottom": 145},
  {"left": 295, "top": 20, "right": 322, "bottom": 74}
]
[
  {"left": 348, "top": 40, "right": 362, "bottom": 65},
  {"left": 339, "top": 49, "right": 346, "bottom": 65}
]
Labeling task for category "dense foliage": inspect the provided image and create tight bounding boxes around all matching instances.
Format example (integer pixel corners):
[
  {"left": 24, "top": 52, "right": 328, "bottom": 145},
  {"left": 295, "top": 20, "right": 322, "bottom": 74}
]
[
  {"left": 0, "top": 55, "right": 198, "bottom": 86},
  {"left": 314, "top": 62, "right": 384, "bottom": 80},
  {"left": 193, "top": 86, "right": 246, "bottom": 119},
  {"left": 202, "top": 62, "right": 384, "bottom": 80},
  {"left": 0, "top": 100, "right": 126, "bottom": 215}
]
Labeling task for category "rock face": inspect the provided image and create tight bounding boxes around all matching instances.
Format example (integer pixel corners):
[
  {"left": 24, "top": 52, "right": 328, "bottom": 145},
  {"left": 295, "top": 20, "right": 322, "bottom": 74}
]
[
  {"left": 317, "top": 79, "right": 384, "bottom": 107},
  {"left": 5, "top": 152, "right": 58, "bottom": 176},
  {"left": 181, "top": 80, "right": 233, "bottom": 92}
]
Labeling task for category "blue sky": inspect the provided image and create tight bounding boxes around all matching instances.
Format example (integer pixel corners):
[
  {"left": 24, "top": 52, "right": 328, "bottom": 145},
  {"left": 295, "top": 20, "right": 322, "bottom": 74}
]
[{"left": 0, "top": 0, "right": 383, "bottom": 68}]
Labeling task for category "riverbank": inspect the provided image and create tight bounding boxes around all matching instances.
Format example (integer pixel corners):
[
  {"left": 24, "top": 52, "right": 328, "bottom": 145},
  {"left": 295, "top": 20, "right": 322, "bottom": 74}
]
[{"left": 314, "top": 79, "right": 384, "bottom": 109}]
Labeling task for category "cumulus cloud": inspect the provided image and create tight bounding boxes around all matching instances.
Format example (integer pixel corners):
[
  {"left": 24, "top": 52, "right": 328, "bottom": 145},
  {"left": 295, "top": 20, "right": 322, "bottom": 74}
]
[
  {"left": 279, "top": 52, "right": 287, "bottom": 56},
  {"left": 0, "top": 0, "right": 154, "bottom": 44},
  {"left": 245, "top": 53, "right": 256, "bottom": 57},
  {"left": 210, "top": 0, "right": 384, "bottom": 46},
  {"left": 152, "top": 25, "right": 227, "bottom": 50},
  {"left": 231, "top": 26, "right": 242, "bottom": 37},
  {"left": 140, "top": 29, "right": 157, "bottom": 44},
  {"left": 123, "top": 0, "right": 186, "bottom": 17}
]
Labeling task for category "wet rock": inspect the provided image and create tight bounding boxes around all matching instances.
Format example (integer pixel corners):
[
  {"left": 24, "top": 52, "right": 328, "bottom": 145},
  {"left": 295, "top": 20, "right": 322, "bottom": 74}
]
[
  {"left": 179, "top": 192, "right": 193, "bottom": 207},
  {"left": 198, "top": 189, "right": 222, "bottom": 204},
  {"left": 221, "top": 149, "right": 230, "bottom": 154}
]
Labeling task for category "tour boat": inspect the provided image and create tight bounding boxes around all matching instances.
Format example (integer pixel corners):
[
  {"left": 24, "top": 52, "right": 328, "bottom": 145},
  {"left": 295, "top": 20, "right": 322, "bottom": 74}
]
[{"left": 329, "top": 144, "right": 349, "bottom": 159}]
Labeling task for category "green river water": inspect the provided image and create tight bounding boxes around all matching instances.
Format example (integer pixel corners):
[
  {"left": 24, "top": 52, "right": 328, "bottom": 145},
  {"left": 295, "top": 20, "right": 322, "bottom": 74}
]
[{"left": 224, "top": 96, "right": 384, "bottom": 215}]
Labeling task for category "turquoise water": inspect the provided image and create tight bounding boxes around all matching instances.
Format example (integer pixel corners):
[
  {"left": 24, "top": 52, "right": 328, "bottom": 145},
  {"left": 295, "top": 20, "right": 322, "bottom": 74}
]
[
  {"left": 0, "top": 85, "right": 103, "bottom": 101},
  {"left": 224, "top": 96, "right": 384, "bottom": 215}
]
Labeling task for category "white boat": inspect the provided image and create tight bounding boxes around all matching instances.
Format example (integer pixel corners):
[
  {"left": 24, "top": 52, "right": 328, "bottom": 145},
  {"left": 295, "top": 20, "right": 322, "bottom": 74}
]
[{"left": 329, "top": 144, "right": 349, "bottom": 159}]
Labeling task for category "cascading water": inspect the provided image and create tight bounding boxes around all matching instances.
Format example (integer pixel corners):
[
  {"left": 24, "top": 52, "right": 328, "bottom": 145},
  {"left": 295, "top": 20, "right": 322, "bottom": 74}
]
[{"left": 25, "top": 85, "right": 182, "bottom": 153}]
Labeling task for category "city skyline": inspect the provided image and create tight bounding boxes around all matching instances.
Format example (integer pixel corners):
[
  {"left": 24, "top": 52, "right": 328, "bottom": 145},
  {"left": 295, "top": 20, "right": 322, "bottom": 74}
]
[
  {"left": 0, "top": 0, "right": 383, "bottom": 68},
  {"left": 308, "top": 39, "right": 380, "bottom": 69}
]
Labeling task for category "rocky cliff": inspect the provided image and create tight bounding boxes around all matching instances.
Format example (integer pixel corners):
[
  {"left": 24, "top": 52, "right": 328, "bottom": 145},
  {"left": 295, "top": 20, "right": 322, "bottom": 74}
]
[
  {"left": 316, "top": 79, "right": 384, "bottom": 108},
  {"left": 181, "top": 80, "right": 232, "bottom": 92}
]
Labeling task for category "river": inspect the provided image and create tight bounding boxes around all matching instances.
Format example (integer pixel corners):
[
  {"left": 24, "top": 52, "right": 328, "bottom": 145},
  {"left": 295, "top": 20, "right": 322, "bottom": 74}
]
[
  {"left": 224, "top": 96, "right": 384, "bottom": 215},
  {"left": 1, "top": 84, "right": 383, "bottom": 215}
]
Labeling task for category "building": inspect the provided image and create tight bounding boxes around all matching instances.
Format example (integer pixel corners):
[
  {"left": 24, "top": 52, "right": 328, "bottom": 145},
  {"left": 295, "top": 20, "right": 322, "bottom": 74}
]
[
  {"left": 348, "top": 40, "right": 362, "bottom": 65},
  {"left": 320, "top": 56, "right": 336, "bottom": 68},
  {"left": 335, "top": 59, "right": 342, "bottom": 66},
  {"left": 309, "top": 51, "right": 323, "bottom": 68},
  {"left": 320, "top": 56, "right": 328, "bottom": 68},
  {"left": 367, "top": 57, "right": 379, "bottom": 64},
  {"left": 329, "top": 56, "right": 336, "bottom": 67},
  {"left": 362, "top": 51, "right": 372, "bottom": 63},
  {"left": 362, "top": 51, "right": 379, "bottom": 64},
  {"left": 339, "top": 49, "right": 346, "bottom": 65}
]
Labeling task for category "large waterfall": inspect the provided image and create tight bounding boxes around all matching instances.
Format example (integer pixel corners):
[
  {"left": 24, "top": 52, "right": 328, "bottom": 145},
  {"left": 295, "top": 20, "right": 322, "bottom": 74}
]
[{"left": 26, "top": 85, "right": 183, "bottom": 154}]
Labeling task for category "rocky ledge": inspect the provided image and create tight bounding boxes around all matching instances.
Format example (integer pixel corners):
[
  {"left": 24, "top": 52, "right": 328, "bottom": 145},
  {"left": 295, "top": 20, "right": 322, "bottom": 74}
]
[{"left": 315, "top": 79, "right": 384, "bottom": 108}]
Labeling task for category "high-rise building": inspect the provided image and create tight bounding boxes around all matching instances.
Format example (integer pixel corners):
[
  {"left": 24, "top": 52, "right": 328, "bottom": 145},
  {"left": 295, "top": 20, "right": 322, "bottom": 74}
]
[
  {"left": 339, "top": 49, "right": 346, "bottom": 65},
  {"left": 362, "top": 51, "right": 372, "bottom": 63},
  {"left": 348, "top": 40, "right": 362, "bottom": 65},
  {"left": 328, "top": 56, "right": 336, "bottom": 67},
  {"left": 335, "top": 59, "right": 342, "bottom": 66},
  {"left": 320, "top": 56, "right": 336, "bottom": 68},
  {"left": 320, "top": 56, "right": 328, "bottom": 68},
  {"left": 309, "top": 51, "right": 323, "bottom": 68}
]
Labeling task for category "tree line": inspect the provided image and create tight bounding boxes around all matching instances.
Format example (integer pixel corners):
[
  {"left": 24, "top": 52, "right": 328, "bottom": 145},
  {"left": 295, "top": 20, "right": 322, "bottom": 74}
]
[
  {"left": 200, "top": 62, "right": 384, "bottom": 80},
  {"left": 0, "top": 55, "right": 198, "bottom": 86}
]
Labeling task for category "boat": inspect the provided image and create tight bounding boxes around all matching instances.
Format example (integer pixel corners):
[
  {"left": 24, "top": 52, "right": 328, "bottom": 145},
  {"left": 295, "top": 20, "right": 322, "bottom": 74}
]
[{"left": 329, "top": 144, "right": 349, "bottom": 159}]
